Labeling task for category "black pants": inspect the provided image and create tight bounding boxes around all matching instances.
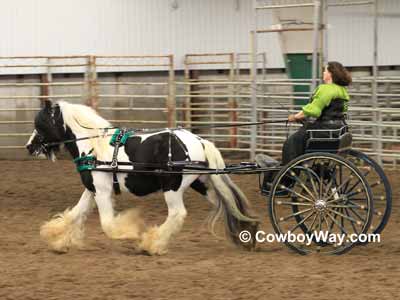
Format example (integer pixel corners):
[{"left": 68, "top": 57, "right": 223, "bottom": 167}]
[{"left": 281, "top": 120, "right": 346, "bottom": 165}]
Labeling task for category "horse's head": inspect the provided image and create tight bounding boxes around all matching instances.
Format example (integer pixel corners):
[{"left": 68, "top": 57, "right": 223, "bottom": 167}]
[{"left": 26, "top": 101, "right": 69, "bottom": 160}]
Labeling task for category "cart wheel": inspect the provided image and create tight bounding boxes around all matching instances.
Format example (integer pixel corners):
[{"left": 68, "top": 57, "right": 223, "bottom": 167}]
[
  {"left": 269, "top": 152, "right": 373, "bottom": 255},
  {"left": 347, "top": 149, "right": 392, "bottom": 235}
]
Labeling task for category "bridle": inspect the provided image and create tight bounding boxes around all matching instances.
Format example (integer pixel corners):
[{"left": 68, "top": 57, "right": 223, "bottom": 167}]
[{"left": 33, "top": 132, "right": 52, "bottom": 155}]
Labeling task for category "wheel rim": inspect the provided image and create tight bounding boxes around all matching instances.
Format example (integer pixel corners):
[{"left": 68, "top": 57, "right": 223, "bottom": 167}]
[
  {"left": 347, "top": 150, "right": 392, "bottom": 235},
  {"left": 269, "top": 153, "right": 373, "bottom": 255}
]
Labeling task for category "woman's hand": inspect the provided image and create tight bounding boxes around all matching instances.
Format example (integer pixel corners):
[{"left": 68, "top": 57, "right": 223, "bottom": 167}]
[
  {"left": 288, "top": 114, "right": 297, "bottom": 122},
  {"left": 288, "top": 111, "right": 305, "bottom": 123}
]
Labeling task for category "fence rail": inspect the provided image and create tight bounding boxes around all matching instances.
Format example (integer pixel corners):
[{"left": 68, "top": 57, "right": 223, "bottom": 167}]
[{"left": 0, "top": 54, "right": 399, "bottom": 167}]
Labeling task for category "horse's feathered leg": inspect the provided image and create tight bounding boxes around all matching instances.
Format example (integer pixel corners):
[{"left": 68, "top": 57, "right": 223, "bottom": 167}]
[
  {"left": 139, "top": 175, "right": 199, "bottom": 255},
  {"left": 94, "top": 174, "right": 144, "bottom": 241},
  {"left": 139, "top": 190, "right": 186, "bottom": 255},
  {"left": 40, "top": 189, "right": 94, "bottom": 252}
]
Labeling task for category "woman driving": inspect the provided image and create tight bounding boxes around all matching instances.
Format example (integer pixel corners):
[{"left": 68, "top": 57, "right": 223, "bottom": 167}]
[{"left": 282, "top": 61, "right": 352, "bottom": 164}]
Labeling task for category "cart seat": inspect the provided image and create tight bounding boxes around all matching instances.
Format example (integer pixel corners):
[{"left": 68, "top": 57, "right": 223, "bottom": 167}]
[{"left": 305, "top": 126, "right": 352, "bottom": 154}]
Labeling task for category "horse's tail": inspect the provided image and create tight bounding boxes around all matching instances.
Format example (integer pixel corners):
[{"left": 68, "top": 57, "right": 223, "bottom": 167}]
[{"left": 201, "top": 140, "right": 259, "bottom": 249}]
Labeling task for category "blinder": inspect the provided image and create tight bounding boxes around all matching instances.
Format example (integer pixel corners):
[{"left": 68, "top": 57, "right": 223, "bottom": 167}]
[{"left": 28, "top": 103, "right": 64, "bottom": 156}]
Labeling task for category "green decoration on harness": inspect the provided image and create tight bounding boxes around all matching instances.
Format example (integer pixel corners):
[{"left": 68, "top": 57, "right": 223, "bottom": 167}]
[
  {"left": 120, "top": 131, "right": 133, "bottom": 145},
  {"left": 110, "top": 129, "right": 121, "bottom": 145},
  {"left": 74, "top": 155, "right": 96, "bottom": 172},
  {"left": 109, "top": 128, "right": 134, "bottom": 146}
]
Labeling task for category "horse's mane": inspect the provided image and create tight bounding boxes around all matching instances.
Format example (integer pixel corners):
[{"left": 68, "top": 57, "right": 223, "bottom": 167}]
[{"left": 58, "top": 101, "right": 113, "bottom": 159}]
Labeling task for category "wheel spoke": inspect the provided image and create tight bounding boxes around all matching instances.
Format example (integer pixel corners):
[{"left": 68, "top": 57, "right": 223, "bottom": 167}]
[
  {"left": 326, "top": 211, "right": 349, "bottom": 235},
  {"left": 318, "top": 213, "right": 322, "bottom": 232},
  {"left": 362, "top": 168, "right": 371, "bottom": 178},
  {"left": 340, "top": 207, "right": 345, "bottom": 234},
  {"left": 325, "top": 176, "right": 361, "bottom": 202},
  {"left": 346, "top": 206, "right": 366, "bottom": 223},
  {"left": 318, "top": 163, "right": 324, "bottom": 199},
  {"left": 307, "top": 213, "right": 318, "bottom": 234},
  {"left": 288, "top": 171, "right": 317, "bottom": 201},
  {"left": 339, "top": 165, "right": 343, "bottom": 194},
  {"left": 278, "top": 208, "right": 313, "bottom": 222},
  {"left": 303, "top": 167, "right": 320, "bottom": 197},
  {"left": 348, "top": 198, "right": 370, "bottom": 201},
  {"left": 328, "top": 207, "right": 339, "bottom": 232},
  {"left": 280, "top": 186, "right": 315, "bottom": 203},
  {"left": 289, "top": 211, "right": 315, "bottom": 232},
  {"left": 327, "top": 184, "right": 367, "bottom": 204},
  {"left": 322, "top": 213, "right": 330, "bottom": 231},
  {"left": 348, "top": 201, "right": 365, "bottom": 223},
  {"left": 370, "top": 180, "right": 382, "bottom": 188},
  {"left": 344, "top": 208, "right": 360, "bottom": 235},
  {"left": 344, "top": 178, "right": 363, "bottom": 197},
  {"left": 347, "top": 150, "right": 392, "bottom": 236},
  {"left": 327, "top": 208, "right": 359, "bottom": 224},
  {"left": 347, "top": 200, "right": 367, "bottom": 211},
  {"left": 277, "top": 201, "right": 313, "bottom": 206},
  {"left": 322, "top": 173, "right": 336, "bottom": 199},
  {"left": 328, "top": 204, "right": 360, "bottom": 208}
]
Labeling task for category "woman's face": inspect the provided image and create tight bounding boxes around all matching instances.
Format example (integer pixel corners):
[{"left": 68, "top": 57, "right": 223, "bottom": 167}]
[{"left": 323, "top": 66, "right": 332, "bottom": 83}]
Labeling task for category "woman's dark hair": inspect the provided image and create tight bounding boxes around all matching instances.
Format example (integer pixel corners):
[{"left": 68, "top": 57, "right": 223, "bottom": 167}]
[{"left": 327, "top": 61, "right": 352, "bottom": 86}]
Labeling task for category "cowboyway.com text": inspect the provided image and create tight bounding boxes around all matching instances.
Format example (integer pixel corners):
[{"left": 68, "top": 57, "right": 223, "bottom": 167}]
[{"left": 238, "top": 230, "right": 380, "bottom": 246}]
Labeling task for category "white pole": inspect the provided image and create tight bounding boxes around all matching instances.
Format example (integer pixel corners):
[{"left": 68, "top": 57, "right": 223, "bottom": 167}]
[
  {"left": 372, "top": 0, "right": 381, "bottom": 164},
  {"left": 311, "top": 0, "right": 321, "bottom": 92},
  {"left": 322, "top": 0, "right": 329, "bottom": 67},
  {"left": 250, "top": 0, "right": 258, "bottom": 160}
]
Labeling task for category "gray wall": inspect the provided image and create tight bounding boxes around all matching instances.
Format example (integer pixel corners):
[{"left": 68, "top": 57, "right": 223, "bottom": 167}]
[{"left": 1, "top": 0, "right": 400, "bottom": 72}]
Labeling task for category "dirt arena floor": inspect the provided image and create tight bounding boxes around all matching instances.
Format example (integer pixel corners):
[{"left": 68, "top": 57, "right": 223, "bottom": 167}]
[{"left": 0, "top": 159, "right": 399, "bottom": 300}]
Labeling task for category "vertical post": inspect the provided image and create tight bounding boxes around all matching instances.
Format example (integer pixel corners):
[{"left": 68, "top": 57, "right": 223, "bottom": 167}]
[
  {"left": 229, "top": 53, "right": 237, "bottom": 148},
  {"left": 322, "top": 0, "right": 329, "bottom": 67},
  {"left": 250, "top": 35, "right": 258, "bottom": 159},
  {"left": 250, "top": 0, "right": 258, "bottom": 160},
  {"left": 40, "top": 58, "right": 52, "bottom": 105},
  {"left": 311, "top": 0, "right": 321, "bottom": 92},
  {"left": 260, "top": 52, "right": 268, "bottom": 142},
  {"left": 210, "top": 84, "right": 215, "bottom": 138},
  {"left": 167, "top": 55, "right": 176, "bottom": 128},
  {"left": 46, "top": 58, "right": 53, "bottom": 102},
  {"left": 40, "top": 74, "right": 49, "bottom": 107},
  {"left": 91, "top": 56, "right": 99, "bottom": 110},
  {"left": 84, "top": 55, "right": 91, "bottom": 106},
  {"left": 261, "top": 52, "right": 267, "bottom": 80},
  {"left": 372, "top": 0, "right": 381, "bottom": 164},
  {"left": 183, "top": 55, "right": 191, "bottom": 128},
  {"left": 235, "top": 53, "right": 240, "bottom": 78},
  {"left": 86, "top": 55, "right": 98, "bottom": 109}
]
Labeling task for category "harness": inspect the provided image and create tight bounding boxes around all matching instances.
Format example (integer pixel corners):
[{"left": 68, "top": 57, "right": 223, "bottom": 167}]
[
  {"left": 73, "top": 128, "right": 193, "bottom": 195},
  {"left": 35, "top": 119, "right": 290, "bottom": 194},
  {"left": 108, "top": 128, "right": 134, "bottom": 194}
]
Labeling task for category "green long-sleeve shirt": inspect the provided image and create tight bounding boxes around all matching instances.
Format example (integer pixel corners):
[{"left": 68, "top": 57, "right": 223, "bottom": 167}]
[{"left": 302, "top": 83, "right": 350, "bottom": 118}]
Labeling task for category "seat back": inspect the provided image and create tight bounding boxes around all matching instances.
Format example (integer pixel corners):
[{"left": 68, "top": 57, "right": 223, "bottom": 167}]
[{"left": 305, "top": 126, "right": 352, "bottom": 154}]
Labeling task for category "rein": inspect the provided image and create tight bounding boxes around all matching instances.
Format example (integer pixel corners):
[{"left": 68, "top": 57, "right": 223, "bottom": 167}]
[
  {"left": 43, "top": 119, "right": 290, "bottom": 147},
  {"left": 43, "top": 133, "right": 113, "bottom": 147},
  {"left": 42, "top": 118, "right": 293, "bottom": 194}
]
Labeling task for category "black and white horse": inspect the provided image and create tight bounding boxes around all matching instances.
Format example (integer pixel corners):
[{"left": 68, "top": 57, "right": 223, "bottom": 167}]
[{"left": 26, "top": 101, "right": 259, "bottom": 255}]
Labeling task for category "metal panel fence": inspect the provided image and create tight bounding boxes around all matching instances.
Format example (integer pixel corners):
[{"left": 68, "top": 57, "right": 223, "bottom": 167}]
[
  {"left": 0, "top": 54, "right": 399, "bottom": 168},
  {"left": 0, "top": 55, "right": 175, "bottom": 159}
]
